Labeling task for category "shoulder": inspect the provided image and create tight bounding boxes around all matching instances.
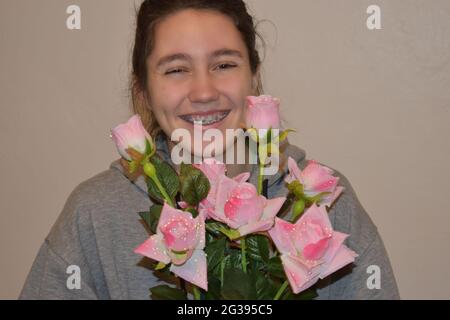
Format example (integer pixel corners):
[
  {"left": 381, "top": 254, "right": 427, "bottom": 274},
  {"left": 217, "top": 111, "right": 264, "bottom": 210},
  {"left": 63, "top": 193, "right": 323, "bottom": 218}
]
[
  {"left": 67, "top": 162, "right": 133, "bottom": 208},
  {"left": 46, "top": 160, "right": 147, "bottom": 253},
  {"left": 321, "top": 165, "right": 379, "bottom": 255}
]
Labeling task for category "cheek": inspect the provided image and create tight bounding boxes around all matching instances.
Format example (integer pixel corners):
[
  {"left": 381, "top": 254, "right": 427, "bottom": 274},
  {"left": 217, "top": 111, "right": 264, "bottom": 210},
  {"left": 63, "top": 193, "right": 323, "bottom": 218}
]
[
  {"left": 148, "top": 81, "right": 183, "bottom": 119},
  {"left": 221, "top": 71, "right": 253, "bottom": 94},
  {"left": 219, "top": 74, "right": 253, "bottom": 110}
]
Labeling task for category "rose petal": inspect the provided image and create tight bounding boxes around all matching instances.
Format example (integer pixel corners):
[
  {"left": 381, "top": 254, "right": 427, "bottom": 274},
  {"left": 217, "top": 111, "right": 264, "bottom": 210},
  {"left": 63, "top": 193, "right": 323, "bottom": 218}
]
[
  {"left": 296, "top": 204, "right": 333, "bottom": 239},
  {"left": 224, "top": 183, "right": 263, "bottom": 228},
  {"left": 281, "top": 254, "right": 320, "bottom": 294},
  {"left": 233, "top": 172, "right": 251, "bottom": 184},
  {"left": 177, "top": 201, "right": 189, "bottom": 209},
  {"left": 320, "top": 245, "right": 358, "bottom": 279},
  {"left": 213, "top": 175, "right": 239, "bottom": 223},
  {"left": 237, "top": 219, "right": 274, "bottom": 237},
  {"left": 320, "top": 231, "right": 348, "bottom": 264},
  {"left": 246, "top": 95, "right": 281, "bottom": 130},
  {"left": 170, "top": 249, "right": 208, "bottom": 291},
  {"left": 303, "top": 237, "right": 331, "bottom": 261},
  {"left": 195, "top": 215, "right": 206, "bottom": 250},
  {"left": 268, "top": 218, "right": 296, "bottom": 255},
  {"left": 134, "top": 234, "right": 170, "bottom": 264},
  {"left": 318, "top": 231, "right": 357, "bottom": 278},
  {"left": 193, "top": 158, "right": 226, "bottom": 181},
  {"left": 157, "top": 202, "right": 194, "bottom": 233},
  {"left": 262, "top": 196, "right": 286, "bottom": 220},
  {"left": 320, "top": 186, "right": 345, "bottom": 207},
  {"left": 285, "top": 157, "right": 302, "bottom": 184}
]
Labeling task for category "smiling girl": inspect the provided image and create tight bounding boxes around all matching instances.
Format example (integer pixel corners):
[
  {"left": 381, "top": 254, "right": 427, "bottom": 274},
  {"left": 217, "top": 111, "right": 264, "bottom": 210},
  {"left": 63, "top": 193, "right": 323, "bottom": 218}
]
[{"left": 20, "top": 0, "right": 399, "bottom": 300}]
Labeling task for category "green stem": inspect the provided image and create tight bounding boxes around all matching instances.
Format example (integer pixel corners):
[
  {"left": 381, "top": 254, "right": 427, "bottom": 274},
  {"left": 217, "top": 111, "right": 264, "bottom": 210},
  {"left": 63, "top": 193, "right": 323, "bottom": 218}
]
[
  {"left": 257, "top": 162, "right": 264, "bottom": 195},
  {"left": 193, "top": 286, "right": 201, "bottom": 300},
  {"left": 152, "top": 175, "right": 175, "bottom": 207},
  {"left": 220, "top": 259, "right": 225, "bottom": 288},
  {"left": 241, "top": 237, "right": 247, "bottom": 274},
  {"left": 143, "top": 160, "right": 175, "bottom": 207},
  {"left": 274, "top": 280, "right": 289, "bottom": 300}
]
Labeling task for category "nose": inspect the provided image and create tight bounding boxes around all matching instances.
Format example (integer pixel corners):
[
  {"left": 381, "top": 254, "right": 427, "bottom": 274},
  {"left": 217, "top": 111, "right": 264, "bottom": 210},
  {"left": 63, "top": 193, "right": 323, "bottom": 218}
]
[{"left": 188, "top": 71, "right": 220, "bottom": 104}]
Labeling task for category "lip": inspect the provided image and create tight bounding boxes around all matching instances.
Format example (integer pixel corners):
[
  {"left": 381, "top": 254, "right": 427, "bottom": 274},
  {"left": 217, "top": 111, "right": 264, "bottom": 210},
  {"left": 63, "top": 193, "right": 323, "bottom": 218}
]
[{"left": 179, "top": 109, "right": 231, "bottom": 130}]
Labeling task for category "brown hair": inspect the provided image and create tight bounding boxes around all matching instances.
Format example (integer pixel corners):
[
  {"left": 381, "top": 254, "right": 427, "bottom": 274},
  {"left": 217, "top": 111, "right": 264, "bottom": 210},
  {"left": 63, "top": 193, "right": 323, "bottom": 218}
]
[{"left": 129, "top": 0, "right": 265, "bottom": 137}]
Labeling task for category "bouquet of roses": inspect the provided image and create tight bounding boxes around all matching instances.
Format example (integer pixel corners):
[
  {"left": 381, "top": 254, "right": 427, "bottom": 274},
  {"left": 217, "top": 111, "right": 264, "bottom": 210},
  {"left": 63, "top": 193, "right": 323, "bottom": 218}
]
[{"left": 111, "top": 95, "right": 357, "bottom": 300}]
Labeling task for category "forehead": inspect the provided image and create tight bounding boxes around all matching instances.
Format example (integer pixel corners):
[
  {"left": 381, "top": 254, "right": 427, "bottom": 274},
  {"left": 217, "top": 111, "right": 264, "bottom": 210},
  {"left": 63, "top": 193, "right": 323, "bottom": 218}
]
[{"left": 150, "top": 9, "right": 248, "bottom": 59}]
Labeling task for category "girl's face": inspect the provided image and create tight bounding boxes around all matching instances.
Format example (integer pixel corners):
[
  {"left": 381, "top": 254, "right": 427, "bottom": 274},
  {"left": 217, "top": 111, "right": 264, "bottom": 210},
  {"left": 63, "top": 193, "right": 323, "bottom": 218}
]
[{"left": 146, "top": 9, "right": 258, "bottom": 159}]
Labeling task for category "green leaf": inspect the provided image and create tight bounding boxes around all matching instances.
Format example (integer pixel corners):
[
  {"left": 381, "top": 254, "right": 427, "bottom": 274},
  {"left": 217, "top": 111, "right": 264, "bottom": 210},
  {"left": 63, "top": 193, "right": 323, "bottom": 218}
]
[
  {"left": 267, "top": 256, "right": 286, "bottom": 279},
  {"left": 246, "top": 235, "right": 270, "bottom": 263},
  {"left": 281, "top": 286, "right": 318, "bottom": 300},
  {"left": 139, "top": 204, "right": 162, "bottom": 234},
  {"left": 254, "top": 273, "right": 278, "bottom": 300},
  {"left": 218, "top": 226, "right": 240, "bottom": 240},
  {"left": 150, "top": 285, "right": 187, "bottom": 300},
  {"left": 204, "top": 275, "right": 223, "bottom": 300},
  {"left": 278, "top": 129, "right": 296, "bottom": 143},
  {"left": 179, "top": 163, "right": 210, "bottom": 206},
  {"left": 185, "top": 207, "right": 199, "bottom": 218},
  {"left": 207, "top": 222, "right": 239, "bottom": 240},
  {"left": 205, "top": 230, "right": 215, "bottom": 245},
  {"left": 205, "top": 237, "right": 227, "bottom": 272},
  {"left": 223, "top": 249, "right": 242, "bottom": 270},
  {"left": 155, "top": 262, "right": 166, "bottom": 270},
  {"left": 205, "top": 221, "right": 226, "bottom": 237},
  {"left": 146, "top": 156, "right": 180, "bottom": 204},
  {"left": 221, "top": 268, "right": 257, "bottom": 300}
]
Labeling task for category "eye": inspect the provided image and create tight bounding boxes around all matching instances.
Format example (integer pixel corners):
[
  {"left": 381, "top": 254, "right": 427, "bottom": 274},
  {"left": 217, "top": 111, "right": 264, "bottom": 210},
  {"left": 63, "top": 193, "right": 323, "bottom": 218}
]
[
  {"left": 215, "top": 63, "right": 237, "bottom": 70},
  {"left": 165, "top": 68, "right": 186, "bottom": 75}
]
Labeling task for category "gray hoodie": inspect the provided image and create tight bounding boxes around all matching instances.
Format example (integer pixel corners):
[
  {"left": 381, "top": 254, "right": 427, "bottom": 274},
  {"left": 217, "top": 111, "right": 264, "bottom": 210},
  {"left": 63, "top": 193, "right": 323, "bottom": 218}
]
[{"left": 19, "top": 133, "right": 400, "bottom": 299}]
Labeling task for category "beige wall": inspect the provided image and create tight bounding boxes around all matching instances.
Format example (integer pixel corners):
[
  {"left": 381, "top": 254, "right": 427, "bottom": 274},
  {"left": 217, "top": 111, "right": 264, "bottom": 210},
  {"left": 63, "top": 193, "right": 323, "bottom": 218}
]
[{"left": 1, "top": 0, "right": 449, "bottom": 299}]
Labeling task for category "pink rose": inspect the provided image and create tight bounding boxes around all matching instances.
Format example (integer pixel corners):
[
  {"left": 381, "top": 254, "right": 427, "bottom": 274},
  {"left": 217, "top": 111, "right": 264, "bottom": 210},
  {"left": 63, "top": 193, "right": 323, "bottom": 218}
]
[
  {"left": 110, "top": 114, "right": 153, "bottom": 161},
  {"left": 285, "top": 157, "right": 344, "bottom": 207},
  {"left": 246, "top": 95, "right": 281, "bottom": 130},
  {"left": 211, "top": 174, "right": 286, "bottom": 237},
  {"left": 134, "top": 203, "right": 207, "bottom": 290},
  {"left": 192, "top": 159, "right": 227, "bottom": 219},
  {"left": 268, "top": 204, "right": 358, "bottom": 294},
  {"left": 179, "top": 158, "right": 250, "bottom": 219}
]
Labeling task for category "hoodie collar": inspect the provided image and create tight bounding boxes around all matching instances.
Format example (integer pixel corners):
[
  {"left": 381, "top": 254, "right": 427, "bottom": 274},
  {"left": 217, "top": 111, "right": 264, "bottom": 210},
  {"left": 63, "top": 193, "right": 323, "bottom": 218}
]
[{"left": 110, "top": 132, "right": 305, "bottom": 196}]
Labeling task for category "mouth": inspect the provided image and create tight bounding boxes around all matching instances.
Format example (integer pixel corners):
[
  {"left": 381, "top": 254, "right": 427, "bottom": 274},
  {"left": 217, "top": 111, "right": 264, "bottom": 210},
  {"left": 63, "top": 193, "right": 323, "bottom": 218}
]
[{"left": 179, "top": 110, "right": 231, "bottom": 127}]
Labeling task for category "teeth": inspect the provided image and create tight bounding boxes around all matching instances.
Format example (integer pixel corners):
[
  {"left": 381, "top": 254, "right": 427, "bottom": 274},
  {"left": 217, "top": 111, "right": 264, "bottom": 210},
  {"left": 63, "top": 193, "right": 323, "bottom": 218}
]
[{"left": 181, "top": 111, "right": 230, "bottom": 126}]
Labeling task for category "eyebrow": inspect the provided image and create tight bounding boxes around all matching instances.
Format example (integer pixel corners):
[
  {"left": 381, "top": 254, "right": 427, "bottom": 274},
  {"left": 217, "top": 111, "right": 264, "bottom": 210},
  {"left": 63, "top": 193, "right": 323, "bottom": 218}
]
[{"left": 155, "top": 48, "right": 244, "bottom": 68}]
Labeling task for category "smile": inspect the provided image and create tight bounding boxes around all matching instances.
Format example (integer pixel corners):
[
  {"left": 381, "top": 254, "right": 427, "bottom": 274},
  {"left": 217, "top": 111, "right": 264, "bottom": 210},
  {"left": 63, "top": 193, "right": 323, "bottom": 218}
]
[{"left": 179, "top": 110, "right": 231, "bottom": 126}]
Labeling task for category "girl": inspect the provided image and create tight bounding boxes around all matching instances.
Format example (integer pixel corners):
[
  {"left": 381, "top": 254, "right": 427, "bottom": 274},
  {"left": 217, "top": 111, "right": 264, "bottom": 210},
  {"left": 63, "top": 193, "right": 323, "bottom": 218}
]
[{"left": 20, "top": 0, "right": 399, "bottom": 299}]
